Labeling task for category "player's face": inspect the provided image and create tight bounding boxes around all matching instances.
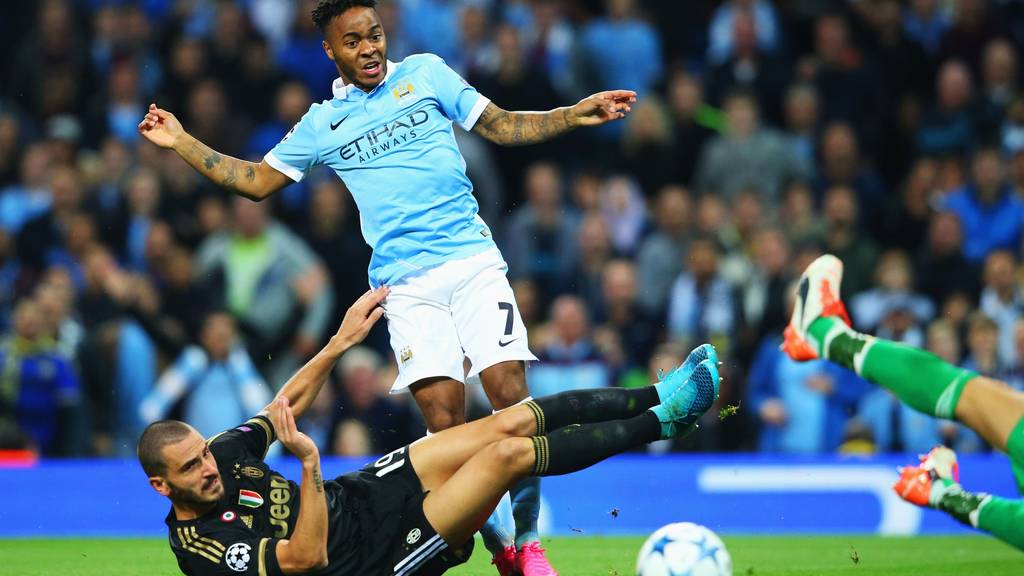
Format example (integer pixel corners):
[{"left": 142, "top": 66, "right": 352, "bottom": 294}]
[
  {"left": 155, "top": 432, "right": 225, "bottom": 507},
  {"left": 322, "top": 7, "right": 388, "bottom": 92}
]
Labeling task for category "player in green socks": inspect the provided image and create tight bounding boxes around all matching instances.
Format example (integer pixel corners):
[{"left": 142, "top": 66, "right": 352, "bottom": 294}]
[{"left": 783, "top": 254, "right": 1024, "bottom": 551}]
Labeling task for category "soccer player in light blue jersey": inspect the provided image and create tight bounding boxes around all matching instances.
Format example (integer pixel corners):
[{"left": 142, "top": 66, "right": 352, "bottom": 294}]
[{"left": 138, "top": 2, "right": 635, "bottom": 573}]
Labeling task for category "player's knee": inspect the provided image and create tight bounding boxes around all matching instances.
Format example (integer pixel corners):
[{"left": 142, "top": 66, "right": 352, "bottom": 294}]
[
  {"left": 489, "top": 438, "right": 534, "bottom": 474},
  {"left": 425, "top": 407, "right": 464, "bottom": 432},
  {"left": 492, "top": 408, "right": 533, "bottom": 439},
  {"left": 481, "top": 362, "right": 528, "bottom": 409}
]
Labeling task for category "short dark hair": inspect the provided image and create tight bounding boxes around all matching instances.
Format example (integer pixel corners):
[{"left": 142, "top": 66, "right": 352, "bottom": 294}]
[
  {"left": 312, "top": 0, "right": 378, "bottom": 32},
  {"left": 137, "top": 420, "right": 194, "bottom": 477}
]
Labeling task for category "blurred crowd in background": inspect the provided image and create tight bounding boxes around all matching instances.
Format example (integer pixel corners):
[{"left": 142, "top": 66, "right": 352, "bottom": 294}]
[{"left": 2, "top": 0, "right": 1024, "bottom": 459}]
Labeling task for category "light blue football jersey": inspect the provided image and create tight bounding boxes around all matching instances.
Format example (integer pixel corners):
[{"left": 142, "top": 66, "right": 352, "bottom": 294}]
[{"left": 265, "top": 54, "right": 496, "bottom": 287}]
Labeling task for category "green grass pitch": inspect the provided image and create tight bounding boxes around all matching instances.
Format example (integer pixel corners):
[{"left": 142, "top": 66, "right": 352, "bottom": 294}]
[{"left": 1, "top": 535, "right": 1019, "bottom": 575}]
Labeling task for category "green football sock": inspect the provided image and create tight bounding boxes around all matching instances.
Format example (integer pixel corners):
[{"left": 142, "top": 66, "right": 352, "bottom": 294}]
[
  {"left": 806, "top": 317, "right": 974, "bottom": 419},
  {"left": 929, "top": 479, "right": 1024, "bottom": 551},
  {"left": 975, "top": 496, "right": 1024, "bottom": 551},
  {"left": 1006, "top": 417, "right": 1024, "bottom": 495}
]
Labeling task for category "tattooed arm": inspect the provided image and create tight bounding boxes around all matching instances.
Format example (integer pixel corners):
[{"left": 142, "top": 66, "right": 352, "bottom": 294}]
[
  {"left": 269, "top": 397, "right": 329, "bottom": 573},
  {"left": 472, "top": 90, "right": 637, "bottom": 146},
  {"left": 138, "top": 104, "right": 290, "bottom": 201}
]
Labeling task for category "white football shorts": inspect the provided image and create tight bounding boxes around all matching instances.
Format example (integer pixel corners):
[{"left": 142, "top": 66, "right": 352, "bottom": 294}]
[{"left": 383, "top": 248, "right": 537, "bottom": 393}]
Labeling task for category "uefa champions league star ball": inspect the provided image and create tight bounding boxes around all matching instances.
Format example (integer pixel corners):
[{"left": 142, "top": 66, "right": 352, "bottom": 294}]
[{"left": 636, "top": 522, "right": 732, "bottom": 576}]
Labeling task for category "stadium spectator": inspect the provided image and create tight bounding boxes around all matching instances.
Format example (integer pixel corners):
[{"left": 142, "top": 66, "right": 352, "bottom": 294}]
[
  {"left": 779, "top": 182, "right": 825, "bottom": 248},
  {"left": 804, "top": 13, "right": 882, "bottom": 146},
  {"left": 516, "top": 0, "right": 576, "bottom": 98},
  {"left": 979, "top": 250, "right": 1022, "bottom": 368},
  {"left": 812, "top": 122, "right": 888, "bottom": 229},
  {"left": 938, "top": 0, "right": 1012, "bottom": 76},
  {"left": 736, "top": 227, "right": 791, "bottom": 362},
  {"left": 9, "top": 0, "right": 93, "bottom": 119},
  {"left": 821, "top": 185, "right": 879, "bottom": 298},
  {"left": 879, "top": 158, "right": 937, "bottom": 252},
  {"left": 666, "top": 236, "right": 737, "bottom": 355},
  {"left": 16, "top": 165, "right": 85, "bottom": 276},
  {"left": 138, "top": 311, "right": 272, "bottom": 439},
  {"left": 862, "top": 0, "right": 932, "bottom": 107},
  {"left": 0, "top": 144, "right": 53, "bottom": 235},
  {"left": 980, "top": 39, "right": 1018, "bottom": 121},
  {"left": 183, "top": 79, "right": 249, "bottom": 159},
  {"left": 275, "top": 0, "right": 339, "bottom": 99},
  {"left": 705, "top": 9, "right": 788, "bottom": 126},
  {"left": 599, "top": 175, "right": 648, "bottom": 255},
  {"left": 916, "top": 60, "right": 983, "bottom": 156},
  {"left": 695, "top": 91, "right": 806, "bottom": 203},
  {"left": 194, "top": 197, "right": 333, "bottom": 387},
  {"left": 328, "top": 345, "right": 422, "bottom": 455},
  {"left": 1003, "top": 319, "right": 1024, "bottom": 391},
  {"left": 914, "top": 211, "right": 979, "bottom": 306},
  {"left": 634, "top": 186, "right": 692, "bottom": 316},
  {"left": 302, "top": 179, "right": 372, "bottom": 342},
  {"left": 577, "top": 0, "right": 662, "bottom": 98},
  {"left": 0, "top": 231, "right": 23, "bottom": 332},
  {"left": 528, "top": 295, "right": 612, "bottom": 397},
  {"left": 567, "top": 213, "right": 613, "bottom": 317},
  {"left": 748, "top": 324, "right": 866, "bottom": 454},
  {"left": 619, "top": 97, "right": 675, "bottom": 196},
  {"left": 505, "top": 162, "right": 581, "bottom": 306},
  {"left": 903, "top": 0, "right": 950, "bottom": 58},
  {"left": 939, "top": 147, "right": 1024, "bottom": 264},
  {"left": 454, "top": 4, "right": 496, "bottom": 78},
  {"left": 666, "top": 71, "right": 717, "bottom": 186},
  {"left": 780, "top": 84, "right": 819, "bottom": 177},
  {"left": 595, "top": 259, "right": 656, "bottom": 370},
  {"left": 0, "top": 298, "right": 83, "bottom": 456},
  {"left": 706, "top": 0, "right": 779, "bottom": 66},
  {"left": 850, "top": 251, "right": 935, "bottom": 345}
]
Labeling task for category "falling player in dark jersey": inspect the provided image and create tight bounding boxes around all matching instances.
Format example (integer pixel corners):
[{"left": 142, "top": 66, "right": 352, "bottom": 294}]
[{"left": 138, "top": 287, "right": 721, "bottom": 575}]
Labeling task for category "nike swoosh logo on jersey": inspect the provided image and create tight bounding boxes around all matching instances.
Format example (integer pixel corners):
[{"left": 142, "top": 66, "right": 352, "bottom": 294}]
[
  {"left": 498, "top": 338, "right": 519, "bottom": 347},
  {"left": 330, "top": 115, "right": 351, "bottom": 130}
]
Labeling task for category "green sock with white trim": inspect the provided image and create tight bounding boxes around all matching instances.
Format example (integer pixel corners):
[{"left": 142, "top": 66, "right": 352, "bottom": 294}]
[{"left": 806, "top": 317, "right": 974, "bottom": 419}]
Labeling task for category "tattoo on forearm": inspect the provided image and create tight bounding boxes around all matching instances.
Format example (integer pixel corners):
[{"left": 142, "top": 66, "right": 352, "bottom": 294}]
[
  {"left": 183, "top": 139, "right": 257, "bottom": 194},
  {"left": 313, "top": 467, "right": 324, "bottom": 494},
  {"left": 203, "top": 151, "right": 221, "bottom": 170},
  {"left": 476, "top": 105, "right": 576, "bottom": 146}
]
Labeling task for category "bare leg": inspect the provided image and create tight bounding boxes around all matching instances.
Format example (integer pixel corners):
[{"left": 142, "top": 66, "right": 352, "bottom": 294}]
[
  {"left": 422, "top": 438, "right": 535, "bottom": 545},
  {"left": 409, "top": 404, "right": 535, "bottom": 493},
  {"left": 480, "top": 360, "right": 543, "bottom": 551},
  {"left": 955, "top": 376, "right": 1024, "bottom": 451},
  {"left": 480, "top": 361, "right": 530, "bottom": 409},
  {"left": 410, "top": 377, "right": 466, "bottom": 432}
]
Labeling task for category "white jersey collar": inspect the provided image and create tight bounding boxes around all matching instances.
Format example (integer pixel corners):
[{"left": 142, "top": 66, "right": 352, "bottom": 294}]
[{"left": 332, "top": 59, "right": 400, "bottom": 100}]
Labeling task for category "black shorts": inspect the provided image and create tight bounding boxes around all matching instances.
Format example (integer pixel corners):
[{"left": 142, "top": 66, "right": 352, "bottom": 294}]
[{"left": 345, "top": 446, "right": 474, "bottom": 576}]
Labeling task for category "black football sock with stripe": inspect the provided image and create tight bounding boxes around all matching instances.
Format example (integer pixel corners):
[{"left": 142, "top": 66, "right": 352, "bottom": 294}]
[
  {"left": 523, "top": 387, "right": 659, "bottom": 436},
  {"left": 529, "top": 412, "right": 661, "bottom": 477}
]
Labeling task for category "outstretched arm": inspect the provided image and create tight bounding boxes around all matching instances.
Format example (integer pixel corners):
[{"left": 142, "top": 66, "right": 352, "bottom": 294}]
[
  {"left": 264, "top": 287, "right": 389, "bottom": 420},
  {"left": 270, "top": 397, "right": 329, "bottom": 573},
  {"left": 138, "top": 104, "right": 291, "bottom": 201},
  {"left": 472, "top": 90, "right": 636, "bottom": 146}
]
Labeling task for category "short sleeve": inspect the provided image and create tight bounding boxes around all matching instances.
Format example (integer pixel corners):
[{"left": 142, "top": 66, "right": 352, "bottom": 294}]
[
  {"left": 207, "top": 415, "right": 276, "bottom": 461},
  {"left": 264, "top": 107, "right": 320, "bottom": 182},
  {"left": 177, "top": 533, "right": 283, "bottom": 576},
  {"left": 426, "top": 56, "right": 491, "bottom": 130}
]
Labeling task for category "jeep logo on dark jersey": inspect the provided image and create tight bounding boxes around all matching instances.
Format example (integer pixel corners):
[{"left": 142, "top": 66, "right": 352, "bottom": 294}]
[
  {"left": 268, "top": 474, "right": 292, "bottom": 537},
  {"left": 339, "top": 109, "right": 429, "bottom": 163}
]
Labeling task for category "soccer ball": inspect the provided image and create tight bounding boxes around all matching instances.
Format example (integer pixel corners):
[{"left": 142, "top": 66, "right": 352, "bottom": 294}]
[{"left": 635, "top": 522, "right": 732, "bottom": 576}]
